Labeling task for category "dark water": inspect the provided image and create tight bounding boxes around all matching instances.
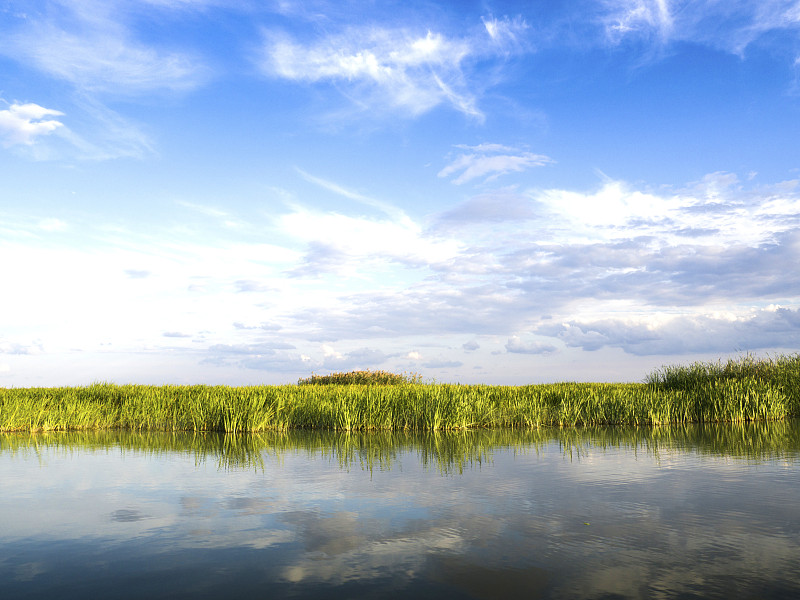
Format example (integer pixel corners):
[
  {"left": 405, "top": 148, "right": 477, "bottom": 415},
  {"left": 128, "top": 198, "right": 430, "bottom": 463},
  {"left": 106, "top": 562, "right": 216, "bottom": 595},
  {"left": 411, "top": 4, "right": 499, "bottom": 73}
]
[{"left": 1, "top": 423, "right": 799, "bottom": 599}]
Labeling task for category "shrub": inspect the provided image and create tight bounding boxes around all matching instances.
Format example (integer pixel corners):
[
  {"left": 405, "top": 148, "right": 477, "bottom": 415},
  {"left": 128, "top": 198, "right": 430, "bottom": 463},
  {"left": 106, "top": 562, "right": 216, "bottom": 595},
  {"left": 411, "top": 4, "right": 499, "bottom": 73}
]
[{"left": 297, "top": 370, "right": 422, "bottom": 386}]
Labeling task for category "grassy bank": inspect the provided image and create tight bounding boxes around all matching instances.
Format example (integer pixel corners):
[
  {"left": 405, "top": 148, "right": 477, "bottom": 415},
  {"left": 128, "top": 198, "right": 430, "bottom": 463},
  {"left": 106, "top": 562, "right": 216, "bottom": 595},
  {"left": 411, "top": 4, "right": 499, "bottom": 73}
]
[{"left": 1, "top": 355, "right": 799, "bottom": 432}]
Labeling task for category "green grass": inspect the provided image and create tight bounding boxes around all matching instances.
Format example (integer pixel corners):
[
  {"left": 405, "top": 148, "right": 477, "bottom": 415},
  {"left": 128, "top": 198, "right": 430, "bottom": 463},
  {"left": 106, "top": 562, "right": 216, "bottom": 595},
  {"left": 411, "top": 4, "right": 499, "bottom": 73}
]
[{"left": 1, "top": 355, "right": 799, "bottom": 433}]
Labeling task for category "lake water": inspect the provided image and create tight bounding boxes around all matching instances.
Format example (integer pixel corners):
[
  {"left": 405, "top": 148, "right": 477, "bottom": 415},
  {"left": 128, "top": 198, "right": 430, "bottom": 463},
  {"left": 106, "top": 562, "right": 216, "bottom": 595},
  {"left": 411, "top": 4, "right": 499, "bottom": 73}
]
[{"left": 2, "top": 423, "right": 799, "bottom": 599}]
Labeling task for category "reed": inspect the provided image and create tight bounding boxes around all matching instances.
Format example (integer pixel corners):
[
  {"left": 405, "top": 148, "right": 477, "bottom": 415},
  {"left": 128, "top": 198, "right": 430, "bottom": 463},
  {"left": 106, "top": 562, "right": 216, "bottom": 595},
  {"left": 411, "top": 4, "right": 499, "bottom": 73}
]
[{"left": 1, "top": 355, "right": 798, "bottom": 432}]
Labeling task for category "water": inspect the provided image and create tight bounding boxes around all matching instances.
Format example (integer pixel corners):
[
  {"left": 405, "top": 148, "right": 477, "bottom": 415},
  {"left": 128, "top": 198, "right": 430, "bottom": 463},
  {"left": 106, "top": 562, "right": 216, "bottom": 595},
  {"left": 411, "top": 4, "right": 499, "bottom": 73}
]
[{"left": 1, "top": 423, "right": 799, "bottom": 599}]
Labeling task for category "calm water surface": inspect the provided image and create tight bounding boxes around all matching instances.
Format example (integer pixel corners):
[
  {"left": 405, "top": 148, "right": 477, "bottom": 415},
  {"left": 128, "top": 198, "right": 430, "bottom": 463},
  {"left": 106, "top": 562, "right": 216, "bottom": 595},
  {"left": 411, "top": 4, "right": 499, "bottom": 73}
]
[{"left": 1, "top": 423, "right": 799, "bottom": 599}]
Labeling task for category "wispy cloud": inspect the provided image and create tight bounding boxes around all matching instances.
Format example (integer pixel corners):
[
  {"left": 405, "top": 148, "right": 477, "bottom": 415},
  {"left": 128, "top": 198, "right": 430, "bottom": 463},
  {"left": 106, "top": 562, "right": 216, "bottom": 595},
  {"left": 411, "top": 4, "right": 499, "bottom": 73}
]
[
  {"left": 601, "top": 0, "right": 800, "bottom": 58},
  {"left": 483, "top": 15, "right": 530, "bottom": 52},
  {"left": 439, "top": 144, "right": 553, "bottom": 185},
  {"left": 259, "top": 16, "right": 530, "bottom": 120},
  {"left": 0, "top": 102, "right": 64, "bottom": 148},
  {"left": 260, "top": 27, "right": 477, "bottom": 118},
  {"left": 4, "top": 4, "right": 206, "bottom": 95},
  {"left": 602, "top": 0, "right": 673, "bottom": 43},
  {"left": 295, "top": 168, "right": 413, "bottom": 225},
  {"left": 59, "top": 96, "right": 156, "bottom": 160}
]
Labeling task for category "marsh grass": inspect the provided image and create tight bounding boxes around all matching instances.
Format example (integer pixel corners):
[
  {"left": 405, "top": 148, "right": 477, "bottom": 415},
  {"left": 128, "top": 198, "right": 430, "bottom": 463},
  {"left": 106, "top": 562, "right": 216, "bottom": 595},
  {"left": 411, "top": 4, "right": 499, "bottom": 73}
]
[{"left": 2, "top": 355, "right": 799, "bottom": 432}]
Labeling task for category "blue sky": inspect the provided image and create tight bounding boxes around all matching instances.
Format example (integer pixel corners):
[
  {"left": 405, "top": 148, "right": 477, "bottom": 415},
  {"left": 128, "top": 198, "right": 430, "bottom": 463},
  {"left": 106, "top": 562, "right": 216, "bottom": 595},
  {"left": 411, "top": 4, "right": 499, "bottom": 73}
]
[{"left": 2, "top": 0, "right": 800, "bottom": 386}]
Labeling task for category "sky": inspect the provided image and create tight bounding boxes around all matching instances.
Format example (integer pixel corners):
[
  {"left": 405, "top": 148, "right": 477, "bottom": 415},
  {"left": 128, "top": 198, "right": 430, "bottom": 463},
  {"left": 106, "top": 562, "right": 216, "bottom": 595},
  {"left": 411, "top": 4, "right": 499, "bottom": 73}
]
[{"left": 2, "top": 0, "right": 800, "bottom": 387}]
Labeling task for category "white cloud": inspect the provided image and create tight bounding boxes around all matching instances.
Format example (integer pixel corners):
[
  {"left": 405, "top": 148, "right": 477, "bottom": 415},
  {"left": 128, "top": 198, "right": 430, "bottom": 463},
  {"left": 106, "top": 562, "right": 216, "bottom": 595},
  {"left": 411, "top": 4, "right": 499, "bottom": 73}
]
[
  {"left": 322, "top": 344, "right": 343, "bottom": 360},
  {"left": 439, "top": 145, "right": 553, "bottom": 185},
  {"left": 0, "top": 102, "right": 64, "bottom": 148},
  {"left": 280, "top": 205, "right": 462, "bottom": 276},
  {"left": 532, "top": 172, "right": 800, "bottom": 245},
  {"left": 536, "top": 179, "right": 682, "bottom": 235}
]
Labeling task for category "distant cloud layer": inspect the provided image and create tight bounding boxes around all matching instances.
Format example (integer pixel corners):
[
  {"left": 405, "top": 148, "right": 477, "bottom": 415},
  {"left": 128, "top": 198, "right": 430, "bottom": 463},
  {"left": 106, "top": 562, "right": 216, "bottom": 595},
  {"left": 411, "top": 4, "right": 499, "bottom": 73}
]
[
  {"left": 3, "top": 160, "right": 799, "bottom": 382},
  {"left": 539, "top": 307, "right": 800, "bottom": 355}
]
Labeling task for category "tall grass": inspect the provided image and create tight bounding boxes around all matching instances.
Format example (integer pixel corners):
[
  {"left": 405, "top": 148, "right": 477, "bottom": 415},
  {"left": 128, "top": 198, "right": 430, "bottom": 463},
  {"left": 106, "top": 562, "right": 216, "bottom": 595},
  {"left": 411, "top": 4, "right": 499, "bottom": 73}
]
[
  {"left": 645, "top": 353, "right": 800, "bottom": 417},
  {"left": 1, "top": 355, "right": 798, "bottom": 432}
]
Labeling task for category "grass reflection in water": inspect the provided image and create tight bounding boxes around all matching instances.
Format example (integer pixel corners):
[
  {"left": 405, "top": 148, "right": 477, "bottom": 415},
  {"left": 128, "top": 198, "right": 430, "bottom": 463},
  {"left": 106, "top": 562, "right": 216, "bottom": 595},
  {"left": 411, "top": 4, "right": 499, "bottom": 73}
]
[{"left": 3, "top": 420, "right": 798, "bottom": 474}]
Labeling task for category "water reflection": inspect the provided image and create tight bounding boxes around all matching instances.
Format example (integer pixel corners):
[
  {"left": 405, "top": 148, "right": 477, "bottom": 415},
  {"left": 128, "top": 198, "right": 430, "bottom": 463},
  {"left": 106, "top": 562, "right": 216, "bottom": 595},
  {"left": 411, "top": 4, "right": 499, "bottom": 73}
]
[
  {"left": 3, "top": 420, "right": 800, "bottom": 473},
  {"left": 1, "top": 422, "right": 799, "bottom": 599}
]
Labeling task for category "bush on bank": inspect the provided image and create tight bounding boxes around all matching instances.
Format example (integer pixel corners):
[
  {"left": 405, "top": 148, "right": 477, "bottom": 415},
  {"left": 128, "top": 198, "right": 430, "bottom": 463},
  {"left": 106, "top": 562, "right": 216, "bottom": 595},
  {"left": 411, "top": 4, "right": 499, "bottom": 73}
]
[{"left": 297, "top": 370, "right": 422, "bottom": 386}]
